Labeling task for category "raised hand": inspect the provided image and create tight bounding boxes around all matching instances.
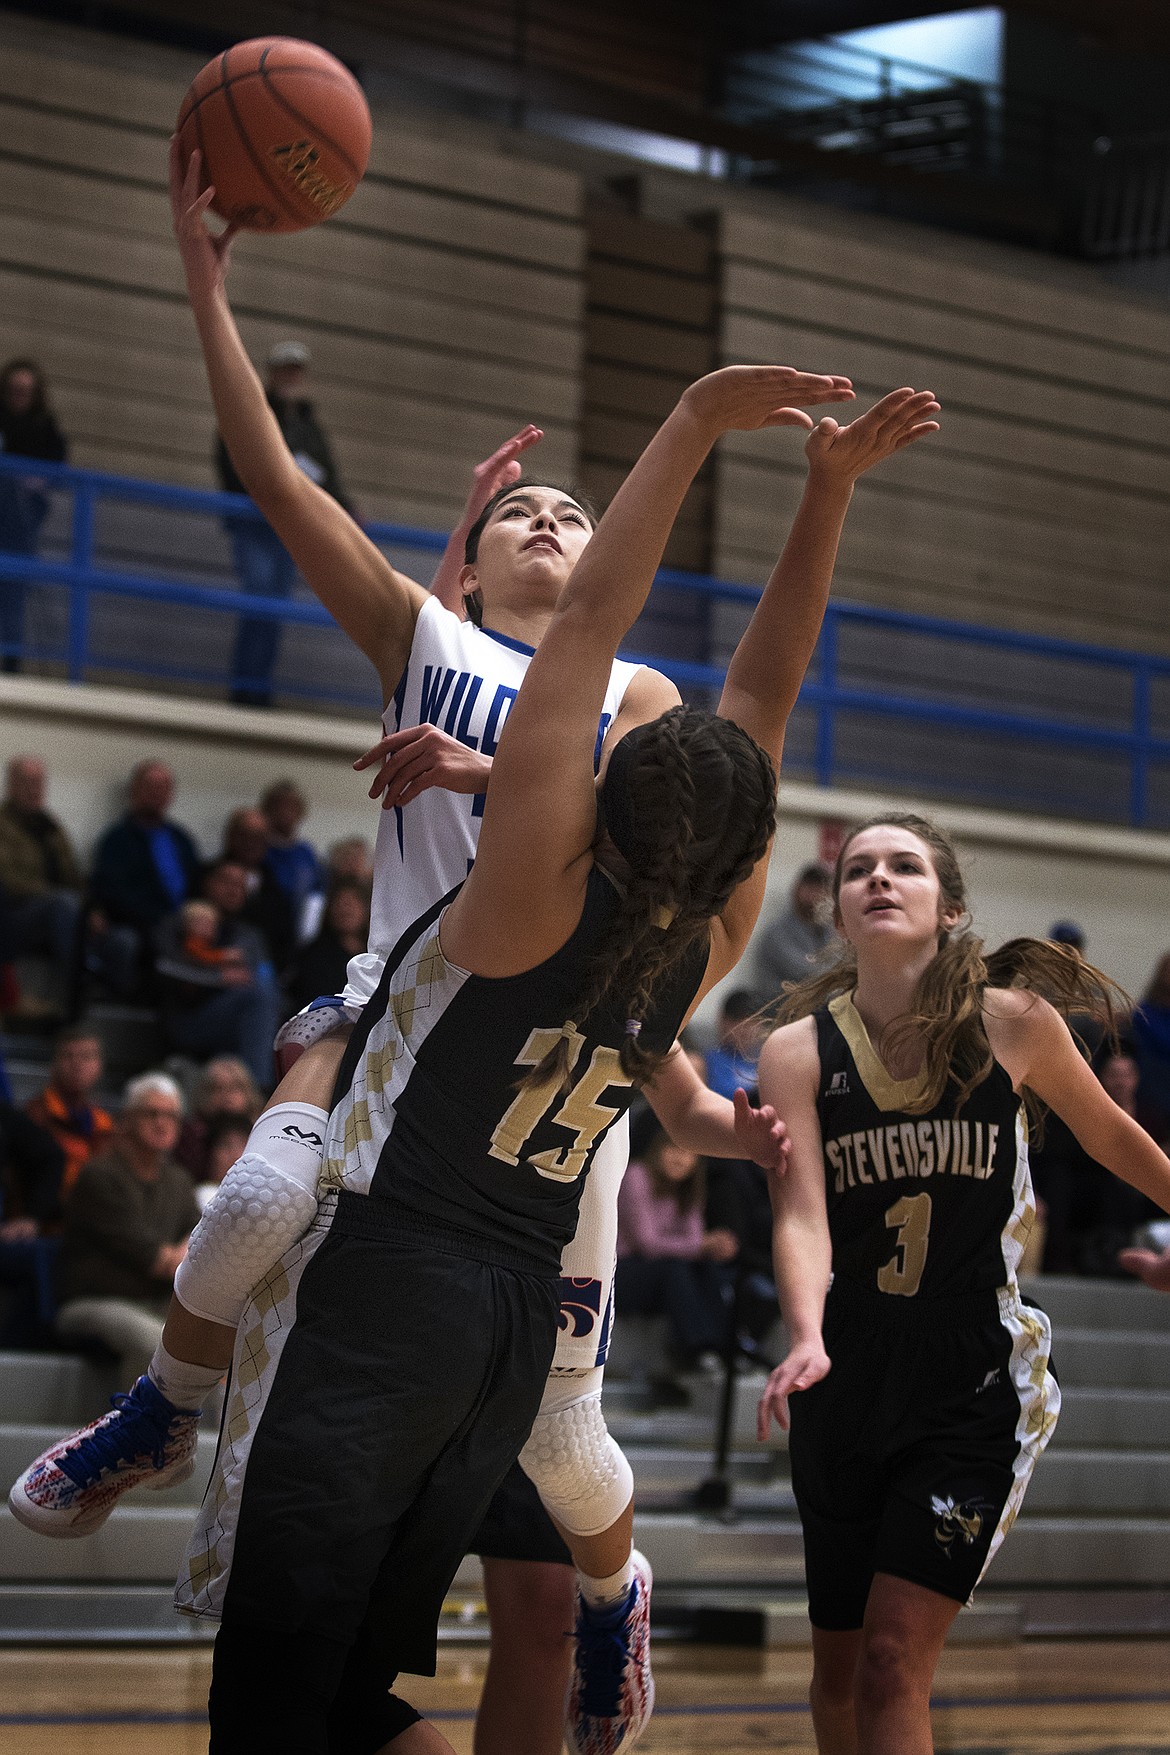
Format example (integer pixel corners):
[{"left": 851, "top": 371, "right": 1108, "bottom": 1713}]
[
  {"left": 169, "top": 136, "right": 238, "bottom": 305},
  {"left": 464, "top": 426, "right": 544, "bottom": 524},
  {"left": 805, "top": 387, "right": 941, "bottom": 483},
  {"left": 681, "top": 365, "right": 855, "bottom": 439},
  {"left": 756, "top": 1338, "right": 832, "bottom": 1438},
  {"left": 354, "top": 722, "right": 491, "bottom": 810},
  {"left": 732, "top": 1087, "right": 790, "bottom": 1172}
]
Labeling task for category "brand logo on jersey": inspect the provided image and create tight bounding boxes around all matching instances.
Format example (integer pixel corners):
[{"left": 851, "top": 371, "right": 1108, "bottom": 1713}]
[
  {"left": 281, "top": 1124, "right": 323, "bottom": 1149},
  {"left": 827, "top": 1071, "right": 849, "bottom": 1096},
  {"left": 977, "top": 1367, "right": 1002, "bottom": 1394},
  {"left": 557, "top": 1275, "right": 602, "bottom": 1338},
  {"left": 931, "top": 1493, "right": 993, "bottom": 1555}
]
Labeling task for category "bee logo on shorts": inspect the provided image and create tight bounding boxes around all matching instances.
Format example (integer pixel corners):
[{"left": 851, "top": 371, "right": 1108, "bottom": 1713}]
[{"left": 931, "top": 1494, "right": 992, "bottom": 1555}]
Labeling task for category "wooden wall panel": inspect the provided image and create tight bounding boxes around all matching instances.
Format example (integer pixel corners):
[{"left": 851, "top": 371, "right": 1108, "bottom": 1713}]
[
  {"left": 580, "top": 205, "right": 716, "bottom": 572},
  {"left": 710, "top": 203, "right": 1170, "bottom": 656},
  {"left": 0, "top": 9, "right": 587, "bottom": 535}
]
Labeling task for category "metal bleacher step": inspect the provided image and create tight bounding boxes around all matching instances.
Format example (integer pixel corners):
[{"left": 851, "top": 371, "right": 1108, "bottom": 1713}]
[
  {"left": 1024, "top": 1447, "right": 1170, "bottom": 1514},
  {"left": 1020, "top": 1273, "right": 1170, "bottom": 1333},
  {"left": 1048, "top": 1328, "right": 1170, "bottom": 1387},
  {"left": 607, "top": 1374, "right": 1170, "bottom": 1454},
  {"left": 991, "top": 1516, "right": 1170, "bottom": 1586},
  {"left": 0, "top": 1583, "right": 215, "bottom": 1643}
]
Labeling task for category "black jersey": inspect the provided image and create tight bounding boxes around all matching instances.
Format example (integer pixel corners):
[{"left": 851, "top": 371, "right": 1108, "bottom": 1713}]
[
  {"left": 323, "top": 865, "right": 709, "bottom": 1276},
  {"left": 815, "top": 993, "right": 1035, "bottom": 1298}
]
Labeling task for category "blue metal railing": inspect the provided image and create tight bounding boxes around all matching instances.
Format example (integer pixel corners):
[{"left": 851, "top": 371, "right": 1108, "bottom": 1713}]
[{"left": 0, "top": 453, "right": 1167, "bottom": 829}]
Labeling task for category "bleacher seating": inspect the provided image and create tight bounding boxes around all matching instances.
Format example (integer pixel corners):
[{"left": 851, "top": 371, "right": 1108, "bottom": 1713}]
[{"left": 1, "top": 1274, "right": 1167, "bottom": 1643}]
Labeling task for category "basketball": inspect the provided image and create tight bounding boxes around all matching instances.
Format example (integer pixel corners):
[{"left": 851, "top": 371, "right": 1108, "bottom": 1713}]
[{"left": 175, "top": 37, "right": 372, "bottom": 233}]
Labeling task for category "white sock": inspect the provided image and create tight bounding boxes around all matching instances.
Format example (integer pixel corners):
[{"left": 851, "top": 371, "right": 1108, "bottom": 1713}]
[
  {"left": 147, "top": 1342, "right": 225, "bottom": 1412},
  {"left": 579, "top": 1557, "right": 635, "bottom": 1610}
]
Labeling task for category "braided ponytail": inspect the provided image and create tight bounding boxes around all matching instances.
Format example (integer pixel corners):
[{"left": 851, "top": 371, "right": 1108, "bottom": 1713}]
[{"left": 520, "top": 708, "right": 777, "bottom": 1094}]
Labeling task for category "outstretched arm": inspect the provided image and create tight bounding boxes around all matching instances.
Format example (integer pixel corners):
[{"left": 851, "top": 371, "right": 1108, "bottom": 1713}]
[
  {"left": 429, "top": 426, "right": 543, "bottom": 613},
  {"left": 442, "top": 367, "right": 854, "bottom": 976},
  {"left": 709, "top": 389, "right": 940, "bottom": 978},
  {"left": 754, "top": 1020, "right": 834, "bottom": 1436},
  {"left": 719, "top": 390, "right": 939, "bottom": 764},
  {"left": 987, "top": 992, "right": 1170, "bottom": 1214},
  {"left": 645, "top": 1044, "right": 789, "bottom": 1168},
  {"left": 170, "top": 141, "right": 427, "bottom": 700}
]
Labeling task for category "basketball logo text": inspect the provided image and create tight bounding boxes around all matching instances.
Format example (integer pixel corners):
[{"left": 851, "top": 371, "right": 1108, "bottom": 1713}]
[{"left": 272, "top": 141, "right": 350, "bottom": 215}]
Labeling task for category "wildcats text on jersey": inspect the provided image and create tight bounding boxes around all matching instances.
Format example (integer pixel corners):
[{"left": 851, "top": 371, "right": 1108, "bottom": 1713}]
[{"left": 826, "top": 1118, "right": 1002, "bottom": 1194}]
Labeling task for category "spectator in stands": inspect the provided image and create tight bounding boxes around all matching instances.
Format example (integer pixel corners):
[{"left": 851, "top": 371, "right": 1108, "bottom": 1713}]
[
  {"left": 704, "top": 988, "right": 765, "bottom": 1102},
  {"left": 87, "top": 760, "right": 201, "bottom": 996},
  {"left": 154, "top": 859, "right": 280, "bottom": 1090},
  {"left": 326, "top": 834, "right": 374, "bottom": 886},
  {"left": 1036, "top": 1048, "right": 1163, "bottom": 1276},
  {"left": 705, "top": 1150, "right": 780, "bottom": 1357},
  {"left": 176, "top": 1053, "right": 262, "bottom": 1184},
  {"left": 55, "top": 1072, "right": 197, "bottom": 1381},
  {"left": 218, "top": 340, "right": 353, "bottom": 708},
  {"left": 193, "top": 1112, "right": 253, "bottom": 1213},
  {"left": 1133, "top": 952, "right": 1170, "bottom": 1136},
  {"left": 25, "top": 1025, "right": 114, "bottom": 1195},
  {"left": 0, "top": 358, "right": 68, "bottom": 674},
  {"left": 616, "top": 1118, "right": 739, "bottom": 1373},
  {"left": 285, "top": 876, "right": 370, "bottom": 1017},
  {"left": 1049, "top": 919, "right": 1086, "bottom": 954},
  {"left": 220, "top": 806, "right": 296, "bottom": 972},
  {"left": 755, "top": 862, "right": 833, "bottom": 993},
  {"left": 260, "top": 778, "right": 324, "bottom": 942},
  {"left": 0, "top": 754, "right": 83, "bottom": 1012},
  {"left": 0, "top": 1098, "right": 64, "bottom": 1345}
]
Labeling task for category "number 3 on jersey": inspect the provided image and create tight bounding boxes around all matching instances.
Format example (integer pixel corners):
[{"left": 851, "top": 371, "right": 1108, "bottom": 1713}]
[
  {"left": 877, "top": 1192, "right": 932, "bottom": 1296},
  {"left": 489, "top": 1027, "right": 631, "bottom": 1183}
]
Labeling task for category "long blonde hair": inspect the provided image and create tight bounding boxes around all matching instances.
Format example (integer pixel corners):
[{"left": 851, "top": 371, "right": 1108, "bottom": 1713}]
[{"left": 772, "top": 813, "right": 1127, "bottom": 1123}]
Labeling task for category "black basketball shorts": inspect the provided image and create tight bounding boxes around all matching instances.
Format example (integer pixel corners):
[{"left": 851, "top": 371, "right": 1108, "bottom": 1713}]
[
  {"left": 788, "top": 1276, "right": 1059, "bottom": 1632},
  {"left": 469, "top": 1458, "right": 572, "bottom": 1566},
  {"left": 188, "top": 1190, "right": 560, "bottom": 1690}
]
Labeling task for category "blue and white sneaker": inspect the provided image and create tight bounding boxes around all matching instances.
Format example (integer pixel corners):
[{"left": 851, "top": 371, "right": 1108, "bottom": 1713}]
[
  {"left": 8, "top": 1375, "right": 200, "bottom": 1539},
  {"left": 565, "top": 1551, "right": 655, "bottom": 1755}
]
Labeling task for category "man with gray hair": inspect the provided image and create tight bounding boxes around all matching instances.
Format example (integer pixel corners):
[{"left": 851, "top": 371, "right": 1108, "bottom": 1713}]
[
  {"left": 54, "top": 1073, "right": 199, "bottom": 1384},
  {"left": 216, "top": 339, "right": 354, "bottom": 707}
]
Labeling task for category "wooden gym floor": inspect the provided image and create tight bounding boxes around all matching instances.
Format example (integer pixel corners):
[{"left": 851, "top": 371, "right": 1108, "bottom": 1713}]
[{"left": 2, "top": 1639, "right": 1169, "bottom": 1753}]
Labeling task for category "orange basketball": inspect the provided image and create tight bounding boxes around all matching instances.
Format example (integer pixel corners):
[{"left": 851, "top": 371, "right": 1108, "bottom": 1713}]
[{"left": 176, "top": 38, "right": 372, "bottom": 233}]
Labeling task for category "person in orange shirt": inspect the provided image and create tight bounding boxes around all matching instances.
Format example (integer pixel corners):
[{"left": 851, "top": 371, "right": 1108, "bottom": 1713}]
[{"left": 26, "top": 1027, "right": 114, "bottom": 1195}]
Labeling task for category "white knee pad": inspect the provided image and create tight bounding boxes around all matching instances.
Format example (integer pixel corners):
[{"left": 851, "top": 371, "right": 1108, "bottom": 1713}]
[
  {"left": 519, "top": 1373, "right": 634, "bottom": 1539},
  {"left": 173, "top": 1103, "right": 327, "bottom": 1328}
]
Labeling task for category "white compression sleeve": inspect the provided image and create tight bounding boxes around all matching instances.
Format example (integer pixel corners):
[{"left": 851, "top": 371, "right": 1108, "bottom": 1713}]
[
  {"left": 172, "top": 1103, "right": 328, "bottom": 1328},
  {"left": 519, "top": 1368, "right": 634, "bottom": 1538}
]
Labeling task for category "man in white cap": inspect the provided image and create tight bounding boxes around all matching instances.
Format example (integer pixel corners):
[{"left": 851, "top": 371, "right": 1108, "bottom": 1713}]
[{"left": 216, "top": 340, "right": 355, "bottom": 706}]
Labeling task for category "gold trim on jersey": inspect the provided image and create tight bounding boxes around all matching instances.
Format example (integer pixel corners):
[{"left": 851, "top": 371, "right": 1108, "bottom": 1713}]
[{"left": 829, "top": 991, "right": 928, "bottom": 1112}]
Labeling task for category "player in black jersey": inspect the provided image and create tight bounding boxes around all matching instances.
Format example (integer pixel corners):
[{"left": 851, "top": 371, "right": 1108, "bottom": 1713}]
[
  {"left": 194, "top": 377, "right": 942, "bottom": 1754},
  {"left": 757, "top": 812, "right": 1170, "bottom": 1755}
]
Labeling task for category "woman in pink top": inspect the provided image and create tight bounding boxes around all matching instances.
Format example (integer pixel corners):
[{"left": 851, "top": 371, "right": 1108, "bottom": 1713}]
[{"left": 616, "top": 1118, "right": 740, "bottom": 1368}]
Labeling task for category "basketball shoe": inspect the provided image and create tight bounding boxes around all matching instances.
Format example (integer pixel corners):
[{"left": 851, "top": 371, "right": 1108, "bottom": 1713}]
[
  {"left": 565, "top": 1550, "right": 655, "bottom": 1755},
  {"left": 8, "top": 1375, "right": 200, "bottom": 1539}
]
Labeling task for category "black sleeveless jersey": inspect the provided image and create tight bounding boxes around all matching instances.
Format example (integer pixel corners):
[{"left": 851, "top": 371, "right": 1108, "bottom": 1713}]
[
  {"left": 323, "top": 865, "right": 709, "bottom": 1276},
  {"left": 815, "top": 993, "right": 1035, "bottom": 1298}
]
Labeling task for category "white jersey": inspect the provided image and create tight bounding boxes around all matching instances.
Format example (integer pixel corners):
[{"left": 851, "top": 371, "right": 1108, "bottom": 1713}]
[{"left": 340, "top": 593, "right": 644, "bottom": 1370}]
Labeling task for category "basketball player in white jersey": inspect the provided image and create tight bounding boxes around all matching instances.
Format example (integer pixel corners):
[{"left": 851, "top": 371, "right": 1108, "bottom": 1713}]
[{"left": 9, "top": 141, "right": 799, "bottom": 1755}]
